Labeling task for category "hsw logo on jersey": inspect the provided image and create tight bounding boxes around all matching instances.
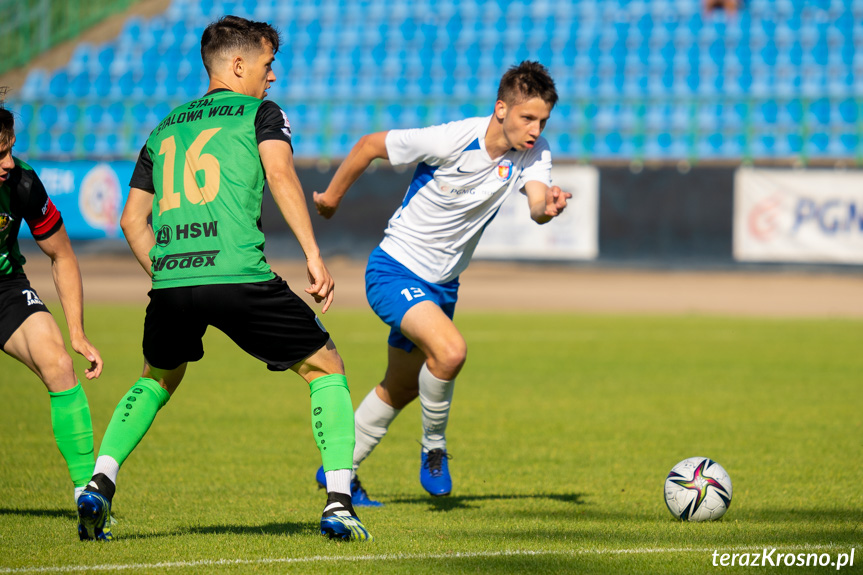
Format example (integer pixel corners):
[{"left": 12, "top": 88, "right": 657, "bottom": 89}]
[{"left": 0, "top": 213, "right": 11, "bottom": 233}]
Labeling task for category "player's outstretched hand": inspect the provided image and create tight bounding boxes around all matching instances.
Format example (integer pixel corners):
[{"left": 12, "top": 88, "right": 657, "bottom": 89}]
[
  {"left": 306, "top": 255, "right": 335, "bottom": 313},
  {"left": 313, "top": 191, "right": 339, "bottom": 219},
  {"left": 70, "top": 335, "right": 103, "bottom": 379},
  {"left": 545, "top": 185, "right": 572, "bottom": 218}
]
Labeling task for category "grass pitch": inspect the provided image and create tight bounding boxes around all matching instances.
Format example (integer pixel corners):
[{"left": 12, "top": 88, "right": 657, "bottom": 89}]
[{"left": 1, "top": 305, "right": 861, "bottom": 574}]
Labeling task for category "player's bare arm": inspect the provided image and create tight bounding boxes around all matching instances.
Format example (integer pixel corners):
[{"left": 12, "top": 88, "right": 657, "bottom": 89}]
[
  {"left": 259, "top": 138, "right": 335, "bottom": 312},
  {"left": 120, "top": 187, "right": 156, "bottom": 277},
  {"left": 524, "top": 180, "right": 571, "bottom": 224},
  {"left": 35, "top": 224, "right": 103, "bottom": 379},
  {"left": 313, "top": 131, "right": 390, "bottom": 219}
]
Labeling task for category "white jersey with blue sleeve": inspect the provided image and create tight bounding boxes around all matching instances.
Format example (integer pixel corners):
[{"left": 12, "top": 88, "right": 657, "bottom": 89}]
[{"left": 379, "top": 115, "right": 552, "bottom": 284}]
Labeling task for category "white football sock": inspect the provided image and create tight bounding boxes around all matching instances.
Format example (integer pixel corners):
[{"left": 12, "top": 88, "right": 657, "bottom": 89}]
[
  {"left": 353, "top": 387, "right": 400, "bottom": 471},
  {"left": 419, "top": 362, "right": 455, "bottom": 451},
  {"left": 92, "top": 455, "right": 120, "bottom": 486},
  {"left": 324, "top": 469, "right": 352, "bottom": 496}
]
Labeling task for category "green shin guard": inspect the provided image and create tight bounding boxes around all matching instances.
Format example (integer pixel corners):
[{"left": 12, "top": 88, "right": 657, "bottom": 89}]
[
  {"left": 309, "top": 374, "right": 355, "bottom": 472},
  {"left": 49, "top": 382, "right": 94, "bottom": 488},
  {"left": 97, "top": 378, "right": 171, "bottom": 467}
]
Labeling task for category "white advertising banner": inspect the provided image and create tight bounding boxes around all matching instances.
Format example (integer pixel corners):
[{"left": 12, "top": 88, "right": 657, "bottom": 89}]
[
  {"left": 475, "top": 165, "right": 599, "bottom": 260},
  {"left": 734, "top": 168, "right": 863, "bottom": 264}
]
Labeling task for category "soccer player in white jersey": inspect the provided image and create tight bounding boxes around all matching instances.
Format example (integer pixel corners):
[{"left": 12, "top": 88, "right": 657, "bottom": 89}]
[{"left": 312, "top": 61, "right": 570, "bottom": 505}]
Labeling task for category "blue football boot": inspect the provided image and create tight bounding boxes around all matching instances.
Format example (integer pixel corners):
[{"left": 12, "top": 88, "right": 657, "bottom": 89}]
[
  {"left": 420, "top": 448, "right": 452, "bottom": 496},
  {"left": 320, "top": 492, "right": 373, "bottom": 542},
  {"left": 316, "top": 466, "right": 383, "bottom": 507},
  {"left": 77, "top": 491, "right": 113, "bottom": 541}
]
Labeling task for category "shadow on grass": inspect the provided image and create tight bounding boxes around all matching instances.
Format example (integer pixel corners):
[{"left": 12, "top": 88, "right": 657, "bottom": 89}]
[
  {"left": 189, "top": 521, "right": 316, "bottom": 537},
  {"left": 120, "top": 521, "right": 318, "bottom": 540},
  {"left": 588, "top": 507, "right": 863, "bottom": 524},
  {"left": 0, "top": 508, "right": 76, "bottom": 519},
  {"left": 387, "top": 492, "right": 585, "bottom": 511}
]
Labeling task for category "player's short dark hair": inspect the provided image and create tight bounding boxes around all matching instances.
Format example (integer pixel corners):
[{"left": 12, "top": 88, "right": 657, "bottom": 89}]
[
  {"left": 200, "top": 15, "right": 282, "bottom": 75},
  {"left": 497, "top": 61, "right": 558, "bottom": 109},
  {"left": 0, "top": 87, "right": 14, "bottom": 149}
]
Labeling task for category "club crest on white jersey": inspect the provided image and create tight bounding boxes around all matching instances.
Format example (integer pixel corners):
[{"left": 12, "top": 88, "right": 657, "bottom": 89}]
[
  {"left": 497, "top": 159, "right": 514, "bottom": 182},
  {"left": 380, "top": 115, "right": 552, "bottom": 284}
]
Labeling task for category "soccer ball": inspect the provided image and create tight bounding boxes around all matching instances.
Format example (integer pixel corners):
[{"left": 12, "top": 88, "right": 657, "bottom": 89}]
[{"left": 664, "top": 457, "right": 733, "bottom": 521}]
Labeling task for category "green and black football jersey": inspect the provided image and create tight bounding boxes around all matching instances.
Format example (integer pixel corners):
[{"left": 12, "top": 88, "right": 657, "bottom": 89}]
[
  {"left": 0, "top": 158, "right": 63, "bottom": 279},
  {"left": 130, "top": 89, "right": 293, "bottom": 289}
]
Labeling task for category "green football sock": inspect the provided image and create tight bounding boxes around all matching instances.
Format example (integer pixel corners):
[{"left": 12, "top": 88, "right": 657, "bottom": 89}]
[
  {"left": 97, "top": 378, "right": 171, "bottom": 467},
  {"left": 309, "top": 374, "right": 355, "bottom": 472},
  {"left": 49, "top": 382, "right": 94, "bottom": 488}
]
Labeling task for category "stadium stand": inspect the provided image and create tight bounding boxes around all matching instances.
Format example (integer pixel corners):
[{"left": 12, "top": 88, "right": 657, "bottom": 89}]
[
  {"left": 5, "top": 0, "right": 863, "bottom": 163},
  {"left": 0, "top": 0, "right": 139, "bottom": 75}
]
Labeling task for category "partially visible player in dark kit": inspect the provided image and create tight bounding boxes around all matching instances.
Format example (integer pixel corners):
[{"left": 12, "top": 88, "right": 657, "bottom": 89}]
[{"left": 0, "top": 89, "right": 103, "bottom": 509}]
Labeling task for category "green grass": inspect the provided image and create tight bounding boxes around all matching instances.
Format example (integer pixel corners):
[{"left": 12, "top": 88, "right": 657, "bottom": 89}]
[{"left": 1, "top": 306, "right": 861, "bottom": 574}]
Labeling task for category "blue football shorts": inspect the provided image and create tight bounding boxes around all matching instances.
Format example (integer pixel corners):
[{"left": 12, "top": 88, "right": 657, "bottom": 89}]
[{"left": 364, "top": 246, "right": 459, "bottom": 352}]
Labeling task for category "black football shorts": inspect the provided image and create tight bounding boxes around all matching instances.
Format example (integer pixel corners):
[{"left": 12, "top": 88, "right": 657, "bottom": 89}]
[
  {"left": 142, "top": 276, "right": 330, "bottom": 371},
  {"left": 0, "top": 275, "right": 51, "bottom": 349}
]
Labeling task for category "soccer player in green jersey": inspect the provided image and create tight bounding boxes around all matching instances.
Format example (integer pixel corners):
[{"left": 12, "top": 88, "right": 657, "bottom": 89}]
[
  {"left": 1, "top": 93, "right": 103, "bottom": 507},
  {"left": 75, "top": 17, "right": 371, "bottom": 542}
]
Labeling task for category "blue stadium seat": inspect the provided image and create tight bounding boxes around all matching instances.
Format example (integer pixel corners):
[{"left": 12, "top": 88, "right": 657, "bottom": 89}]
[
  {"left": 68, "top": 72, "right": 90, "bottom": 99},
  {"left": 19, "top": 70, "right": 47, "bottom": 100},
  {"left": 117, "top": 71, "right": 136, "bottom": 98},
  {"left": 67, "top": 44, "right": 91, "bottom": 76},
  {"left": 62, "top": 104, "right": 81, "bottom": 127},
  {"left": 97, "top": 46, "right": 115, "bottom": 69},
  {"left": 838, "top": 98, "right": 858, "bottom": 123},
  {"left": 58, "top": 132, "right": 76, "bottom": 154},
  {"left": 11, "top": 0, "right": 860, "bottom": 162},
  {"left": 107, "top": 102, "right": 126, "bottom": 125},
  {"left": 35, "top": 132, "right": 51, "bottom": 155},
  {"left": 809, "top": 132, "right": 831, "bottom": 154},
  {"left": 784, "top": 98, "right": 805, "bottom": 125},
  {"left": 752, "top": 135, "right": 777, "bottom": 157},
  {"left": 16, "top": 103, "right": 34, "bottom": 127},
  {"left": 839, "top": 133, "right": 858, "bottom": 153},
  {"left": 122, "top": 17, "right": 143, "bottom": 43},
  {"left": 787, "top": 133, "right": 804, "bottom": 154},
  {"left": 699, "top": 132, "right": 725, "bottom": 158},
  {"left": 605, "top": 131, "right": 625, "bottom": 156},
  {"left": 94, "top": 72, "right": 112, "bottom": 98},
  {"left": 758, "top": 99, "right": 779, "bottom": 125},
  {"left": 102, "top": 133, "right": 120, "bottom": 156},
  {"left": 164, "top": 74, "right": 182, "bottom": 98},
  {"left": 809, "top": 98, "right": 831, "bottom": 124},
  {"left": 84, "top": 104, "right": 103, "bottom": 128},
  {"left": 38, "top": 104, "right": 59, "bottom": 130},
  {"left": 48, "top": 72, "right": 69, "bottom": 98},
  {"left": 14, "top": 131, "right": 30, "bottom": 154}
]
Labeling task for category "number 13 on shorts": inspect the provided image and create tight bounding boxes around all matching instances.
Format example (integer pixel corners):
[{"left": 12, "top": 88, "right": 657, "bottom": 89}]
[{"left": 401, "top": 287, "right": 426, "bottom": 302}]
